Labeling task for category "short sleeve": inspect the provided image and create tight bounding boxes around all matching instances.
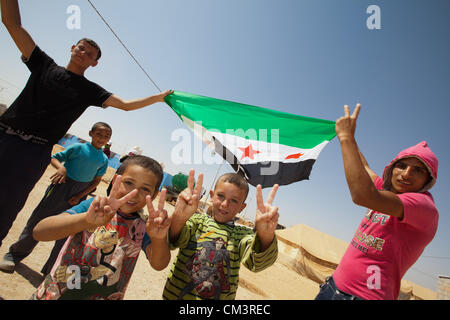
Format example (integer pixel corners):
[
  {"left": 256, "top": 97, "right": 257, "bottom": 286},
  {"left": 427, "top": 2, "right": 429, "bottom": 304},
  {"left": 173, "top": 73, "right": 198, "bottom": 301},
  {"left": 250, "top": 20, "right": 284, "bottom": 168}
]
[
  {"left": 66, "top": 198, "right": 94, "bottom": 215},
  {"left": 398, "top": 192, "right": 439, "bottom": 231},
  {"left": 51, "top": 143, "right": 80, "bottom": 162},
  {"left": 374, "top": 176, "right": 384, "bottom": 190},
  {"left": 87, "top": 82, "right": 112, "bottom": 108}
]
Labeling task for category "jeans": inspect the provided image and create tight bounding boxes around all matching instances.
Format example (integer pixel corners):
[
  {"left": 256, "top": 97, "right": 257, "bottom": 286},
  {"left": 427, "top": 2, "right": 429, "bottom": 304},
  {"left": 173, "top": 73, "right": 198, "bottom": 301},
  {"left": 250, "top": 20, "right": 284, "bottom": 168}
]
[{"left": 315, "top": 276, "right": 364, "bottom": 300}]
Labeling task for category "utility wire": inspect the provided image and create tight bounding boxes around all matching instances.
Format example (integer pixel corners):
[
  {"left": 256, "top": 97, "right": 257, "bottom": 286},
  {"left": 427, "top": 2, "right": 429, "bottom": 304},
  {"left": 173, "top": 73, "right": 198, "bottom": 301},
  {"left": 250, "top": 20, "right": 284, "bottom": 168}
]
[{"left": 86, "top": 0, "right": 162, "bottom": 92}]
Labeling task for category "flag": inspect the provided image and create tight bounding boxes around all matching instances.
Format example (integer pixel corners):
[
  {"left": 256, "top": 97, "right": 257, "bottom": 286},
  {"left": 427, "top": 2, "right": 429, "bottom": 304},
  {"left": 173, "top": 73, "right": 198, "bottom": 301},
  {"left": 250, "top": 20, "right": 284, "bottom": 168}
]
[{"left": 165, "top": 91, "right": 336, "bottom": 188}]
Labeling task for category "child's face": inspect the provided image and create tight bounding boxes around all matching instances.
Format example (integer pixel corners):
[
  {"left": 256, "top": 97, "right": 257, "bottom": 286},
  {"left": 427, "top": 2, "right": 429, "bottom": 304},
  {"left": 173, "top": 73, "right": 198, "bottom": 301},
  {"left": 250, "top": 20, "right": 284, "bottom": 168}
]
[
  {"left": 89, "top": 126, "right": 112, "bottom": 149},
  {"left": 210, "top": 181, "right": 247, "bottom": 224},
  {"left": 114, "top": 164, "right": 159, "bottom": 214}
]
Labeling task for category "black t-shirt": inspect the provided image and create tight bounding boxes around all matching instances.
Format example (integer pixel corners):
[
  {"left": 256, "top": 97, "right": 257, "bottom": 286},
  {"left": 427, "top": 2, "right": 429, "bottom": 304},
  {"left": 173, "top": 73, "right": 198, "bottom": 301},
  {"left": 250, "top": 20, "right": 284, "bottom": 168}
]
[{"left": 0, "top": 46, "right": 112, "bottom": 144}]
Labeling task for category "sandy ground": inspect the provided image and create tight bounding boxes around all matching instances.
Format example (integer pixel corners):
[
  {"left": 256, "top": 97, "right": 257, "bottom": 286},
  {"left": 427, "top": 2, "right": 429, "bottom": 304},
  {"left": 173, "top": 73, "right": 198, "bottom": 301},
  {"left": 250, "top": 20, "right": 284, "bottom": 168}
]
[{"left": 0, "top": 145, "right": 317, "bottom": 300}]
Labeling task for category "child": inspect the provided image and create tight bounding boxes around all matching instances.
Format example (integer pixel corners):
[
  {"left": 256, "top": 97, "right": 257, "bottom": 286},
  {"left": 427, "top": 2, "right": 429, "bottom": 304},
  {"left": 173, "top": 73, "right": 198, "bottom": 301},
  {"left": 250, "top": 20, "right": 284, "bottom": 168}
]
[
  {"left": 163, "top": 171, "right": 279, "bottom": 300},
  {"left": 30, "top": 155, "right": 171, "bottom": 300},
  {"left": 0, "top": 0, "right": 173, "bottom": 248},
  {"left": 0, "top": 122, "right": 112, "bottom": 274}
]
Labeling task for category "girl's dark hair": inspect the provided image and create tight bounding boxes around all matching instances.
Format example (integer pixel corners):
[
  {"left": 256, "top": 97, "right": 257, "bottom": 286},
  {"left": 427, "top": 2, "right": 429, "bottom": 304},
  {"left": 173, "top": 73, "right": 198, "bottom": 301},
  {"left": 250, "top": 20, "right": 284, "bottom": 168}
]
[{"left": 117, "top": 155, "right": 164, "bottom": 193}]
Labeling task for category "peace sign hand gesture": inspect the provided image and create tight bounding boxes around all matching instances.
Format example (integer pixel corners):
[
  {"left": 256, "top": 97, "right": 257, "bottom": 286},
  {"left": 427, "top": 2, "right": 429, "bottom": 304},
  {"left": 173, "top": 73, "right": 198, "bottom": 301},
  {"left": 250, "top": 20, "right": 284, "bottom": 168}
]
[
  {"left": 146, "top": 188, "right": 171, "bottom": 240},
  {"left": 255, "top": 184, "right": 279, "bottom": 251},
  {"left": 85, "top": 175, "right": 138, "bottom": 228},
  {"left": 173, "top": 169, "right": 204, "bottom": 222},
  {"left": 335, "top": 104, "right": 361, "bottom": 141}
]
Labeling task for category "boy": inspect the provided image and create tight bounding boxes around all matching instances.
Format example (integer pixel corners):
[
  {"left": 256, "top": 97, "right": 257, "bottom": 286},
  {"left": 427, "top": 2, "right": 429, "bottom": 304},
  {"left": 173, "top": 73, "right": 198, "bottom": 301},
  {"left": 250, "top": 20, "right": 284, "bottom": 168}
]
[
  {"left": 0, "top": 0, "right": 173, "bottom": 248},
  {"left": 0, "top": 122, "right": 112, "bottom": 274},
  {"left": 163, "top": 171, "right": 279, "bottom": 300},
  {"left": 315, "top": 105, "right": 439, "bottom": 300},
  {"left": 30, "top": 155, "right": 171, "bottom": 300}
]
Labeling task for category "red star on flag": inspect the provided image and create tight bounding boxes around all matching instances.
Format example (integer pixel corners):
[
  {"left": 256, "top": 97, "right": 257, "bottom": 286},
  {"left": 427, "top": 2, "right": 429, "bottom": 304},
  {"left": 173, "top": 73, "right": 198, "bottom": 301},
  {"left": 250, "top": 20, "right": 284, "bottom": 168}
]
[{"left": 238, "top": 144, "right": 261, "bottom": 160}]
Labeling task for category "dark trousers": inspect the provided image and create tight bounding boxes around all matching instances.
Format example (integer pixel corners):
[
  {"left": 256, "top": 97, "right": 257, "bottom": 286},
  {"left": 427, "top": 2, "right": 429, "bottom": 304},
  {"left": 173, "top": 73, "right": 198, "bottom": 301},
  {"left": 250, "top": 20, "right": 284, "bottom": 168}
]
[
  {"left": 5, "top": 178, "right": 90, "bottom": 266},
  {"left": 0, "top": 132, "right": 52, "bottom": 247}
]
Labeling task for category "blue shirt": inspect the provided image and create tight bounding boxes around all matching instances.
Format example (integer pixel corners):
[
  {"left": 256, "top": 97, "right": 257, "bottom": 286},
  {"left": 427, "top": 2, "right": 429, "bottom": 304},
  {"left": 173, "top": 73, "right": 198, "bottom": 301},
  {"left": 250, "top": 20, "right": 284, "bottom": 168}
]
[{"left": 52, "top": 142, "right": 108, "bottom": 182}]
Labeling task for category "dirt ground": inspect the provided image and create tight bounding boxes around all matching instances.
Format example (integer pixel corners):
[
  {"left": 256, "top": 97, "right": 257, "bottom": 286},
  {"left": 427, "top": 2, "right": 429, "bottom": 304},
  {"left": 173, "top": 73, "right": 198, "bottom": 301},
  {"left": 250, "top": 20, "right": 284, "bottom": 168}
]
[{"left": 0, "top": 145, "right": 314, "bottom": 300}]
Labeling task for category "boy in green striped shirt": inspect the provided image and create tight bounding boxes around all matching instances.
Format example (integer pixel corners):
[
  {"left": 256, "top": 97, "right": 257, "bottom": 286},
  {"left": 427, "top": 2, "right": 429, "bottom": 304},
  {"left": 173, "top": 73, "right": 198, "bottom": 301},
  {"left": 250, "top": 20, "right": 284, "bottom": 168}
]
[{"left": 163, "top": 171, "right": 279, "bottom": 300}]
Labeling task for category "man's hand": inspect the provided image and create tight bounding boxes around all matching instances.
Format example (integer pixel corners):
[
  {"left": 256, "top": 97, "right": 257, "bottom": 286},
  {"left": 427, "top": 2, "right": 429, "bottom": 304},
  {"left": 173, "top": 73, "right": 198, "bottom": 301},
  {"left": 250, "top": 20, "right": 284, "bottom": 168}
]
[
  {"left": 146, "top": 188, "right": 171, "bottom": 240},
  {"left": 85, "top": 175, "right": 138, "bottom": 228},
  {"left": 255, "top": 184, "right": 279, "bottom": 251},
  {"left": 335, "top": 104, "right": 361, "bottom": 142},
  {"left": 173, "top": 169, "right": 204, "bottom": 222},
  {"left": 157, "top": 89, "right": 174, "bottom": 102}
]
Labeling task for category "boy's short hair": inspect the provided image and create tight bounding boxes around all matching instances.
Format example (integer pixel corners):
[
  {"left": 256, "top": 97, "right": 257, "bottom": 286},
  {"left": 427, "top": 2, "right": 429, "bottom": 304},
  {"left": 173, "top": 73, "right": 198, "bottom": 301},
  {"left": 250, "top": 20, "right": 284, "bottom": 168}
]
[
  {"left": 77, "top": 38, "right": 102, "bottom": 60},
  {"left": 91, "top": 122, "right": 112, "bottom": 133},
  {"left": 117, "top": 155, "right": 164, "bottom": 194},
  {"left": 215, "top": 173, "right": 249, "bottom": 200}
]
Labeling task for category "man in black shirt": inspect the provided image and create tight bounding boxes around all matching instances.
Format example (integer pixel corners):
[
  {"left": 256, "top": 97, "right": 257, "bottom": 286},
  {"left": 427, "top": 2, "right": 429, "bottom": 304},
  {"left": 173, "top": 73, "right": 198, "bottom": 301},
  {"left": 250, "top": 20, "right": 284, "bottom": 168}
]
[{"left": 0, "top": 0, "right": 173, "bottom": 256}]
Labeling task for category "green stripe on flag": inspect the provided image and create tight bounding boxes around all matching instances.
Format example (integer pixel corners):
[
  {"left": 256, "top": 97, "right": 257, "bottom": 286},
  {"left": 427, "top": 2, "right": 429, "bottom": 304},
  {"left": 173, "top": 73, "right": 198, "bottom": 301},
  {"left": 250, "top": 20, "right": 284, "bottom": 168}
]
[{"left": 165, "top": 91, "right": 336, "bottom": 149}]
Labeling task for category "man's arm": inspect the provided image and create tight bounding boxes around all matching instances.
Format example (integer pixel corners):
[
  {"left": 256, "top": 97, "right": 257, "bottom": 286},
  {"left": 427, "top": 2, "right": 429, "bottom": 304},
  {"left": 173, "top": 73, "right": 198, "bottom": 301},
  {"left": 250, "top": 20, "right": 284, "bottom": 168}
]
[
  {"left": 336, "top": 105, "right": 403, "bottom": 218},
  {"left": 104, "top": 90, "right": 173, "bottom": 111},
  {"left": 1, "top": 0, "right": 36, "bottom": 59}
]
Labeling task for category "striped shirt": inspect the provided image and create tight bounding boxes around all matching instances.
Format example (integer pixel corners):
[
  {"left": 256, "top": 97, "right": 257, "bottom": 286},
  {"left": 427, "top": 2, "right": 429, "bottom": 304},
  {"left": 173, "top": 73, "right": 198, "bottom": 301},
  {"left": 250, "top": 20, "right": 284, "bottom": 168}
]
[{"left": 163, "top": 213, "right": 278, "bottom": 300}]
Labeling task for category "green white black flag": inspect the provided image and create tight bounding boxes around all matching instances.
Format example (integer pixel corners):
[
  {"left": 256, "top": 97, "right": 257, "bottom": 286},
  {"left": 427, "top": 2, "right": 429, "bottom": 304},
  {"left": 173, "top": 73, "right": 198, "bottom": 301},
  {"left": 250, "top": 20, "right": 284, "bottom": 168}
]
[{"left": 165, "top": 91, "right": 336, "bottom": 188}]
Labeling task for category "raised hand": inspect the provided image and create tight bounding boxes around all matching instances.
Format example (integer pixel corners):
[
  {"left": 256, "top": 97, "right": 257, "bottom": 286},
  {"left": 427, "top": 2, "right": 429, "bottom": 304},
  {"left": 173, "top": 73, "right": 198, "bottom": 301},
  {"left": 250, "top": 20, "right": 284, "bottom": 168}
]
[
  {"left": 335, "top": 104, "right": 361, "bottom": 141},
  {"left": 255, "top": 184, "right": 280, "bottom": 247},
  {"left": 85, "top": 175, "right": 138, "bottom": 228},
  {"left": 158, "top": 89, "right": 174, "bottom": 102},
  {"left": 146, "top": 188, "right": 171, "bottom": 240},
  {"left": 173, "top": 169, "right": 204, "bottom": 222}
]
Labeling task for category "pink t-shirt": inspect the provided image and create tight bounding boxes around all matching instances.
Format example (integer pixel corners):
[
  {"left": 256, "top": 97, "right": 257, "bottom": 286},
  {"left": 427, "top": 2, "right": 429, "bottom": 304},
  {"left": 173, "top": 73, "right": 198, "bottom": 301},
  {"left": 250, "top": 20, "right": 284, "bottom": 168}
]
[{"left": 333, "top": 177, "right": 439, "bottom": 300}]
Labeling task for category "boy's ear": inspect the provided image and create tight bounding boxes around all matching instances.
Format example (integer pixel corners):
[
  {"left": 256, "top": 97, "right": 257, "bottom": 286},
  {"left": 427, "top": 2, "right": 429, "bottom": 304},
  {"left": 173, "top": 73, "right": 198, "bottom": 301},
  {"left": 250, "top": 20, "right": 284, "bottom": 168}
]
[
  {"left": 90, "top": 60, "right": 98, "bottom": 68},
  {"left": 239, "top": 203, "right": 247, "bottom": 213},
  {"left": 209, "top": 190, "right": 214, "bottom": 198}
]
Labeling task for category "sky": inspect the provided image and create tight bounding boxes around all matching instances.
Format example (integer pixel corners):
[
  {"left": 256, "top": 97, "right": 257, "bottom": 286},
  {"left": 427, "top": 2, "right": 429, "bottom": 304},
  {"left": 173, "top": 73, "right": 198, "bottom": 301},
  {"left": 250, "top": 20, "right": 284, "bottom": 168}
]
[{"left": 1, "top": 0, "right": 449, "bottom": 293}]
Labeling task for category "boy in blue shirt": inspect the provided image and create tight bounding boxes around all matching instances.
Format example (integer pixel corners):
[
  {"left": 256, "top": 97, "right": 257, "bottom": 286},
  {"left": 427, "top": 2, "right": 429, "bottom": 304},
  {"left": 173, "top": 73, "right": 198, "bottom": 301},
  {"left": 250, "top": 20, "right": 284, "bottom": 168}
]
[{"left": 0, "top": 122, "right": 111, "bottom": 273}]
